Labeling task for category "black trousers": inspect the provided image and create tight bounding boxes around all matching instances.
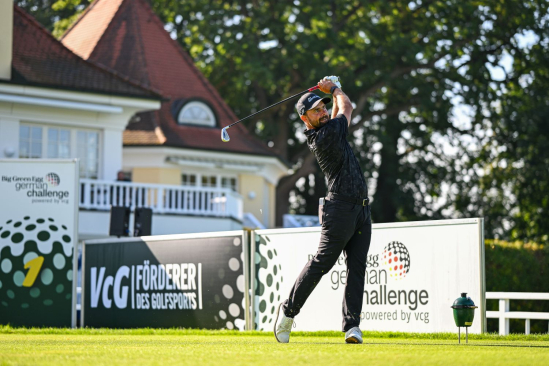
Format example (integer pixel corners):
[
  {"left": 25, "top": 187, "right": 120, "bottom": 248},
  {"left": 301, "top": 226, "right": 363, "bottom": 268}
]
[{"left": 282, "top": 198, "right": 372, "bottom": 332}]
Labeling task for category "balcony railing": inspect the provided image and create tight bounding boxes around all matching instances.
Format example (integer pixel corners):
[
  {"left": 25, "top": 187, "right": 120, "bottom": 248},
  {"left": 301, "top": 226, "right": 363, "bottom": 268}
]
[{"left": 79, "top": 179, "right": 243, "bottom": 220}]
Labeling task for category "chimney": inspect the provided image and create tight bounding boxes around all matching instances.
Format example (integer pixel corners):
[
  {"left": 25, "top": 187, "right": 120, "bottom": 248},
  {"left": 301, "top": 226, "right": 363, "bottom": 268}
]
[{"left": 0, "top": 2, "right": 13, "bottom": 80}]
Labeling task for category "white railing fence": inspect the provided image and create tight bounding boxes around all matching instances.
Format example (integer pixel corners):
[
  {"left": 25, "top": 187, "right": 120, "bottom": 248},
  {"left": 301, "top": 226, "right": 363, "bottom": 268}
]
[
  {"left": 486, "top": 292, "right": 549, "bottom": 335},
  {"left": 79, "top": 179, "right": 243, "bottom": 220}
]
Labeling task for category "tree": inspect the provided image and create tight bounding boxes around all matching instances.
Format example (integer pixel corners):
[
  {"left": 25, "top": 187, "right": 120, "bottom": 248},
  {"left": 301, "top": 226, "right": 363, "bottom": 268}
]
[
  {"left": 21, "top": 0, "right": 549, "bottom": 240},
  {"left": 454, "top": 34, "right": 549, "bottom": 242},
  {"left": 153, "top": 0, "right": 548, "bottom": 228}
]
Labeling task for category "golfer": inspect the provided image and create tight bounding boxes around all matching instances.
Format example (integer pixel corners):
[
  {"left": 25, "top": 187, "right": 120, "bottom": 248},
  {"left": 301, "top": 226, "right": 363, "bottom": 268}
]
[{"left": 274, "top": 77, "right": 372, "bottom": 344}]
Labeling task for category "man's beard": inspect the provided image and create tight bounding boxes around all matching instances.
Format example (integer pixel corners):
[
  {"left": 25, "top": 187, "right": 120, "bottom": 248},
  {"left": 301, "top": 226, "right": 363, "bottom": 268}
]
[{"left": 319, "top": 116, "right": 329, "bottom": 124}]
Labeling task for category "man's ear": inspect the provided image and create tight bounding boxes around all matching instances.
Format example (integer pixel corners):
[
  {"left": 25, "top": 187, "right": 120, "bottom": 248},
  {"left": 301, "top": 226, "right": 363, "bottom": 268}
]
[{"left": 300, "top": 114, "right": 308, "bottom": 123}]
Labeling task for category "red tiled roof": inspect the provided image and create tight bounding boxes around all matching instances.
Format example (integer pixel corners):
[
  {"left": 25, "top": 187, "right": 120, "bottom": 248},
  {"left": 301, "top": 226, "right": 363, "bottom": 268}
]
[
  {"left": 61, "top": 0, "right": 277, "bottom": 158},
  {"left": 8, "top": 5, "right": 161, "bottom": 100}
]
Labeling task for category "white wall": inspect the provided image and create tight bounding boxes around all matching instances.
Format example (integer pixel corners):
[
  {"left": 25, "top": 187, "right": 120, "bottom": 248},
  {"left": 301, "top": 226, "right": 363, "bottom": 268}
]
[
  {"left": 102, "top": 129, "right": 123, "bottom": 180},
  {"left": 0, "top": 117, "right": 19, "bottom": 158},
  {"left": 0, "top": 85, "right": 160, "bottom": 179}
]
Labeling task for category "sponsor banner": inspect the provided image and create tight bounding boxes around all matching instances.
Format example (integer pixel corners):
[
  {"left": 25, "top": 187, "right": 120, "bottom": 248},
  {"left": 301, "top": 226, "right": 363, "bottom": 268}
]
[
  {"left": 253, "top": 219, "right": 485, "bottom": 333},
  {"left": 83, "top": 232, "right": 249, "bottom": 329},
  {"left": 0, "top": 159, "right": 79, "bottom": 327}
]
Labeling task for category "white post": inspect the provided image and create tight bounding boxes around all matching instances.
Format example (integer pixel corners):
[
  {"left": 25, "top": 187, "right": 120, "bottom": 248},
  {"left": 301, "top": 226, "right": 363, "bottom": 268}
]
[
  {"left": 157, "top": 188, "right": 164, "bottom": 213},
  {"left": 499, "top": 299, "right": 510, "bottom": 335},
  {"left": 105, "top": 183, "right": 111, "bottom": 208},
  {"left": 112, "top": 184, "right": 118, "bottom": 206},
  {"left": 525, "top": 319, "right": 530, "bottom": 335},
  {"left": 83, "top": 181, "right": 91, "bottom": 209},
  {"left": 201, "top": 191, "right": 206, "bottom": 213},
  {"left": 125, "top": 185, "right": 130, "bottom": 207}
]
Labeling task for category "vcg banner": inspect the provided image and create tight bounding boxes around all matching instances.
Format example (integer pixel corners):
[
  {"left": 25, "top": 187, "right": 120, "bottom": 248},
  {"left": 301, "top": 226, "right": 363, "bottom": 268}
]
[
  {"left": 253, "top": 219, "right": 485, "bottom": 333},
  {"left": 0, "top": 159, "right": 79, "bottom": 327},
  {"left": 83, "top": 231, "right": 250, "bottom": 329}
]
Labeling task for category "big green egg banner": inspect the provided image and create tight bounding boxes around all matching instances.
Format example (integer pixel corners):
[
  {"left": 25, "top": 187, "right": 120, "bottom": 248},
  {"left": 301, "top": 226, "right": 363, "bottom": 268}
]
[{"left": 0, "top": 159, "right": 79, "bottom": 327}]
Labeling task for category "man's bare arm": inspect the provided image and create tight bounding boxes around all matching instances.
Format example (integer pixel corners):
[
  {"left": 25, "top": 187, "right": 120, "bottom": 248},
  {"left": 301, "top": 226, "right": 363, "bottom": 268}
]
[
  {"left": 331, "top": 94, "right": 340, "bottom": 119},
  {"left": 332, "top": 88, "right": 352, "bottom": 126}
]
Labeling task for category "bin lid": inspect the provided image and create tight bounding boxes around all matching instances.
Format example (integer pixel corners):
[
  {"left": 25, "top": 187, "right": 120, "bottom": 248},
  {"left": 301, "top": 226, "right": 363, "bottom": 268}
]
[{"left": 451, "top": 292, "right": 478, "bottom": 309}]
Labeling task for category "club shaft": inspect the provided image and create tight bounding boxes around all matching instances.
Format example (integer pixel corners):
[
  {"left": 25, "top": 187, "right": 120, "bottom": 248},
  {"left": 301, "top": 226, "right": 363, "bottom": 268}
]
[{"left": 224, "top": 86, "right": 319, "bottom": 130}]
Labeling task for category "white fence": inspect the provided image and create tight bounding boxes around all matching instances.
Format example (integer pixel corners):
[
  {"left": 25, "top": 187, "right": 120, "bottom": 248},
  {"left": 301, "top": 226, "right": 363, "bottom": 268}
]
[
  {"left": 79, "top": 179, "right": 243, "bottom": 220},
  {"left": 486, "top": 292, "right": 549, "bottom": 335}
]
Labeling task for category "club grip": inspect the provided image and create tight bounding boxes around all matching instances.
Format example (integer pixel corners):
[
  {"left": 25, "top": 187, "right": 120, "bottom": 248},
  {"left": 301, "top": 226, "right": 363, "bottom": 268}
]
[{"left": 308, "top": 86, "right": 320, "bottom": 92}]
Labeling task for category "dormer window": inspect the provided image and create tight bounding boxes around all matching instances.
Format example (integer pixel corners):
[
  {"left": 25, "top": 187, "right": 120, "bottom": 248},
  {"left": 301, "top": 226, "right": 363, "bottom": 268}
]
[{"left": 177, "top": 101, "right": 216, "bottom": 127}]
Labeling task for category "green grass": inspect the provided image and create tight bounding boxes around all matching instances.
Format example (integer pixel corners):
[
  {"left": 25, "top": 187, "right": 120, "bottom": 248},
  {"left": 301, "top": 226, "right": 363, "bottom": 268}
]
[{"left": 0, "top": 327, "right": 548, "bottom": 365}]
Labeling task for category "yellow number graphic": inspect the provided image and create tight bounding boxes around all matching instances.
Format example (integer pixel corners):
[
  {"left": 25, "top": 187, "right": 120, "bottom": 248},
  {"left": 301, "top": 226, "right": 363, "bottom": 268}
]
[{"left": 23, "top": 256, "right": 44, "bottom": 287}]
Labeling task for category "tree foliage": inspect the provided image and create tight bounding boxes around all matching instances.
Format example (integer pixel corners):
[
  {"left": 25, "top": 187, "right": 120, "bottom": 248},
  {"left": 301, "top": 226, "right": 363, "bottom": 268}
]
[
  {"left": 152, "top": 0, "right": 549, "bottom": 236},
  {"left": 17, "top": 0, "right": 549, "bottom": 241},
  {"left": 15, "top": 0, "right": 90, "bottom": 38},
  {"left": 455, "top": 33, "right": 549, "bottom": 243}
]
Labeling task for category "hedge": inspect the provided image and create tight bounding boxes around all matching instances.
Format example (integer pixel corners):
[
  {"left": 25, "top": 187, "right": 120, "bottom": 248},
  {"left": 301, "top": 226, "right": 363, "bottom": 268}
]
[{"left": 485, "top": 239, "right": 549, "bottom": 334}]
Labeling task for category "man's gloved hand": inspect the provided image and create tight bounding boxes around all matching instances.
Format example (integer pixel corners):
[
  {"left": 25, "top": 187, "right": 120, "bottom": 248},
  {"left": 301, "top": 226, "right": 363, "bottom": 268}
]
[{"left": 323, "top": 76, "right": 342, "bottom": 89}]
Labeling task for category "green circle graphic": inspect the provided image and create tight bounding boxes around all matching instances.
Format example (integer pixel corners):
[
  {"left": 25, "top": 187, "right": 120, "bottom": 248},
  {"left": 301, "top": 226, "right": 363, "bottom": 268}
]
[
  {"left": 1, "top": 259, "right": 12, "bottom": 273},
  {"left": 37, "top": 231, "right": 50, "bottom": 241},
  {"left": 30, "top": 288, "right": 41, "bottom": 298},
  {"left": 41, "top": 269, "right": 53, "bottom": 285},
  {"left": 13, "top": 271, "right": 25, "bottom": 287},
  {"left": 53, "top": 254, "right": 66, "bottom": 269},
  {"left": 11, "top": 233, "right": 24, "bottom": 244},
  {"left": 23, "top": 252, "right": 38, "bottom": 265}
]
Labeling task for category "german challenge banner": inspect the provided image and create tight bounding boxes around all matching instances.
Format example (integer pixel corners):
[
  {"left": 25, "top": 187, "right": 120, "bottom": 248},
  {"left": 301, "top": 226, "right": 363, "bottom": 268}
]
[
  {"left": 83, "top": 232, "right": 248, "bottom": 329},
  {"left": 253, "top": 219, "right": 485, "bottom": 333},
  {"left": 0, "top": 159, "right": 79, "bottom": 327}
]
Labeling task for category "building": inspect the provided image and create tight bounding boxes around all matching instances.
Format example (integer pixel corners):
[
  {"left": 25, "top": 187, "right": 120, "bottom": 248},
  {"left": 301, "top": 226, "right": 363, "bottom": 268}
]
[
  {"left": 61, "top": 0, "right": 287, "bottom": 232},
  {"left": 0, "top": 2, "right": 287, "bottom": 240}
]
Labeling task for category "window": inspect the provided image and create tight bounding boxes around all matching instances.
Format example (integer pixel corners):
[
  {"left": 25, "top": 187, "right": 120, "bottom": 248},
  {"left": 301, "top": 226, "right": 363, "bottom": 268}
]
[
  {"left": 19, "top": 125, "right": 42, "bottom": 158},
  {"left": 182, "top": 173, "right": 197, "bottom": 186},
  {"left": 47, "top": 128, "right": 71, "bottom": 158},
  {"left": 177, "top": 101, "right": 216, "bottom": 127},
  {"left": 19, "top": 124, "right": 100, "bottom": 179},
  {"left": 201, "top": 175, "right": 217, "bottom": 188},
  {"left": 77, "top": 131, "right": 99, "bottom": 179},
  {"left": 182, "top": 173, "right": 237, "bottom": 191},
  {"left": 222, "top": 177, "right": 238, "bottom": 191}
]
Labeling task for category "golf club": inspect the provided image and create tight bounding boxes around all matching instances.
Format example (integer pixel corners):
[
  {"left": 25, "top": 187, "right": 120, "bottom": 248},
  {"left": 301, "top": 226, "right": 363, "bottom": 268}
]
[{"left": 221, "top": 85, "right": 320, "bottom": 142}]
